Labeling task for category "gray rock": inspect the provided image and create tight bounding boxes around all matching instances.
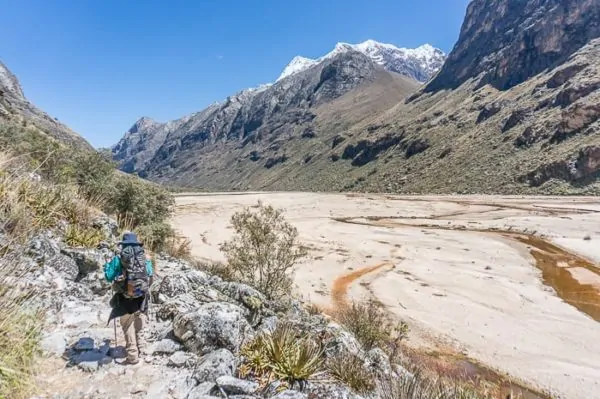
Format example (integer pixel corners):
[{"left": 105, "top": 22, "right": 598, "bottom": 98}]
[
  {"left": 157, "top": 293, "right": 203, "bottom": 321},
  {"left": 45, "top": 254, "right": 79, "bottom": 281},
  {"left": 258, "top": 316, "right": 278, "bottom": 334},
  {"left": 40, "top": 331, "right": 68, "bottom": 356},
  {"left": 212, "top": 281, "right": 266, "bottom": 310},
  {"left": 158, "top": 274, "right": 193, "bottom": 298},
  {"left": 186, "top": 382, "right": 218, "bottom": 398},
  {"left": 365, "top": 347, "right": 393, "bottom": 376},
  {"left": 322, "top": 322, "right": 362, "bottom": 356},
  {"left": 92, "top": 215, "right": 119, "bottom": 241},
  {"left": 271, "top": 390, "right": 308, "bottom": 399},
  {"left": 193, "top": 348, "right": 236, "bottom": 383},
  {"left": 169, "top": 351, "right": 196, "bottom": 368},
  {"left": 307, "top": 383, "right": 365, "bottom": 399},
  {"left": 27, "top": 232, "right": 60, "bottom": 264},
  {"left": 151, "top": 338, "right": 183, "bottom": 354},
  {"left": 78, "top": 271, "right": 111, "bottom": 296},
  {"left": 173, "top": 302, "right": 253, "bottom": 355},
  {"left": 216, "top": 376, "right": 258, "bottom": 395},
  {"left": 61, "top": 248, "right": 104, "bottom": 276}
]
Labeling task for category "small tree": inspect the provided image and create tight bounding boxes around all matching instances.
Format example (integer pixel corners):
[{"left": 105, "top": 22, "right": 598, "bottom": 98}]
[{"left": 219, "top": 201, "right": 307, "bottom": 300}]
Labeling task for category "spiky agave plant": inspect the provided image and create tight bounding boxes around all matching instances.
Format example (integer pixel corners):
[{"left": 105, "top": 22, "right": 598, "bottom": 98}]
[{"left": 240, "top": 322, "right": 324, "bottom": 387}]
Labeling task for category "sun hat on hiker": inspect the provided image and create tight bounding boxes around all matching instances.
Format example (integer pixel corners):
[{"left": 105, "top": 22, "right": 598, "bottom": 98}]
[{"left": 119, "top": 232, "right": 143, "bottom": 246}]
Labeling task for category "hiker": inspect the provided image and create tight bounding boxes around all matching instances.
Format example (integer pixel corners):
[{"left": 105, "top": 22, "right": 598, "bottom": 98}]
[{"left": 104, "top": 232, "right": 154, "bottom": 365}]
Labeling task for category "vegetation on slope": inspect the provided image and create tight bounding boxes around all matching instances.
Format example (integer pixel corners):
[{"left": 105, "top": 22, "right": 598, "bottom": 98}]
[{"left": 0, "top": 121, "right": 181, "bottom": 397}]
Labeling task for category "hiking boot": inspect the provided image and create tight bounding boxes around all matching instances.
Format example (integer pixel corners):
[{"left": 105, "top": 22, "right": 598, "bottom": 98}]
[{"left": 119, "top": 358, "right": 140, "bottom": 366}]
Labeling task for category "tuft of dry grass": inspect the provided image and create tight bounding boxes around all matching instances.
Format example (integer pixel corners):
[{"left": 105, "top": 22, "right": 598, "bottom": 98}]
[
  {"left": 326, "top": 352, "right": 376, "bottom": 394},
  {"left": 64, "top": 224, "right": 104, "bottom": 248},
  {"left": 192, "top": 260, "right": 237, "bottom": 282},
  {"left": 164, "top": 235, "right": 192, "bottom": 259},
  {"left": 377, "top": 372, "right": 492, "bottom": 399}
]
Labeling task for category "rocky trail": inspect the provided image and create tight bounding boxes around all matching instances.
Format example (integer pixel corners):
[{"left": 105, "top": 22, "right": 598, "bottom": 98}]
[{"left": 23, "top": 216, "right": 398, "bottom": 399}]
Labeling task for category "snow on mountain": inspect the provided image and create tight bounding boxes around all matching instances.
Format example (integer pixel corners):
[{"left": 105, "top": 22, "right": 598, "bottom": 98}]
[
  {"left": 277, "top": 56, "right": 318, "bottom": 81},
  {"left": 276, "top": 40, "right": 446, "bottom": 83}
]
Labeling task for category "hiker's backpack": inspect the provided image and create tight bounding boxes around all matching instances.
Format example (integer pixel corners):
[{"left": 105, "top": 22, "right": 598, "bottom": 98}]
[{"left": 119, "top": 245, "right": 149, "bottom": 299}]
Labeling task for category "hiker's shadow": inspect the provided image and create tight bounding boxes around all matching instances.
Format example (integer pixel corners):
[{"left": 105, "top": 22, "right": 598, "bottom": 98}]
[{"left": 63, "top": 337, "right": 127, "bottom": 367}]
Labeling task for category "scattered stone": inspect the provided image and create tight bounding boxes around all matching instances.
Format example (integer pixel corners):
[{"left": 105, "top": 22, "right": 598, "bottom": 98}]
[
  {"left": 193, "top": 349, "right": 236, "bottom": 383},
  {"left": 365, "top": 347, "right": 394, "bottom": 376},
  {"left": 151, "top": 338, "right": 182, "bottom": 354},
  {"left": 216, "top": 376, "right": 259, "bottom": 395},
  {"left": 77, "top": 361, "right": 99, "bottom": 373},
  {"left": 187, "top": 382, "right": 217, "bottom": 398},
  {"left": 168, "top": 351, "right": 195, "bottom": 368}
]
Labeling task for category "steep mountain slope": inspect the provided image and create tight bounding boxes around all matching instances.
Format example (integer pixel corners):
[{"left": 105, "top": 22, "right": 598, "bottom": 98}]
[
  {"left": 113, "top": 50, "right": 420, "bottom": 183},
  {"left": 323, "top": 0, "right": 600, "bottom": 195},
  {"left": 0, "top": 60, "right": 92, "bottom": 150}
]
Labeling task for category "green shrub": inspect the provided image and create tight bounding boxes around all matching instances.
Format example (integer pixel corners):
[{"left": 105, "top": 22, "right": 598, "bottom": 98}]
[
  {"left": 219, "top": 201, "right": 307, "bottom": 300},
  {"left": 135, "top": 222, "right": 175, "bottom": 252},
  {"left": 70, "top": 151, "right": 116, "bottom": 201},
  {"left": 336, "top": 299, "right": 409, "bottom": 353},
  {"left": 107, "top": 175, "right": 174, "bottom": 228}
]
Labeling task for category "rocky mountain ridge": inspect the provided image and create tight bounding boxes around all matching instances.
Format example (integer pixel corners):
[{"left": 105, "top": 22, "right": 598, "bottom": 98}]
[
  {"left": 114, "top": 0, "right": 600, "bottom": 194},
  {"left": 0, "top": 60, "right": 92, "bottom": 150},
  {"left": 112, "top": 50, "right": 419, "bottom": 177}
]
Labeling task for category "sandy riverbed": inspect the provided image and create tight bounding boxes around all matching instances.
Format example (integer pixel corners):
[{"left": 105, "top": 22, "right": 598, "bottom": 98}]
[{"left": 170, "top": 192, "right": 600, "bottom": 399}]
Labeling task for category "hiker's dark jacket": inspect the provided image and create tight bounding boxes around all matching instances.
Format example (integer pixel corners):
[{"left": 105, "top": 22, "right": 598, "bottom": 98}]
[{"left": 103, "top": 253, "right": 154, "bottom": 323}]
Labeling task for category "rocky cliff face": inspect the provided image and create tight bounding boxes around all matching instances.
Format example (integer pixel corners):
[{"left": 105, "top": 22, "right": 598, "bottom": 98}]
[
  {"left": 424, "top": 0, "right": 600, "bottom": 92},
  {"left": 0, "top": 60, "right": 92, "bottom": 150}
]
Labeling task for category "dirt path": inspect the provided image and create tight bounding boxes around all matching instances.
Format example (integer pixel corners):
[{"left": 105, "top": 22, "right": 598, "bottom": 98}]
[{"left": 171, "top": 193, "right": 600, "bottom": 399}]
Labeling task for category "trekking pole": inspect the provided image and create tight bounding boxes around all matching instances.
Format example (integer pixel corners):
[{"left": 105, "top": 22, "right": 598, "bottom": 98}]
[
  {"left": 113, "top": 318, "right": 118, "bottom": 347},
  {"left": 111, "top": 283, "right": 118, "bottom": 348}
]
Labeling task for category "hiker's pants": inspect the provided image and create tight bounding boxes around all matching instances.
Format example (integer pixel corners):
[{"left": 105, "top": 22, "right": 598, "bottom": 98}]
[{"left": 120, "top": 311, "right": 147, "bottom": 361}]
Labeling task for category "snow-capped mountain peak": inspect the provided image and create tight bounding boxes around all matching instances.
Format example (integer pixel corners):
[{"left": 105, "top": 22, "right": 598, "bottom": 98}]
[
  {"left": 277, "top": 40, "right": 446, "bottom": 83},
  {"left": 277, "top": 56, "right": 318, "bottom": 81}
]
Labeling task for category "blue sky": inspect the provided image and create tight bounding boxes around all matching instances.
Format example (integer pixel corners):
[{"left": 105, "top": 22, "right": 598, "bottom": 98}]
[{"left": 1, "top": 0, "right": 470, "bottom": 148}]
